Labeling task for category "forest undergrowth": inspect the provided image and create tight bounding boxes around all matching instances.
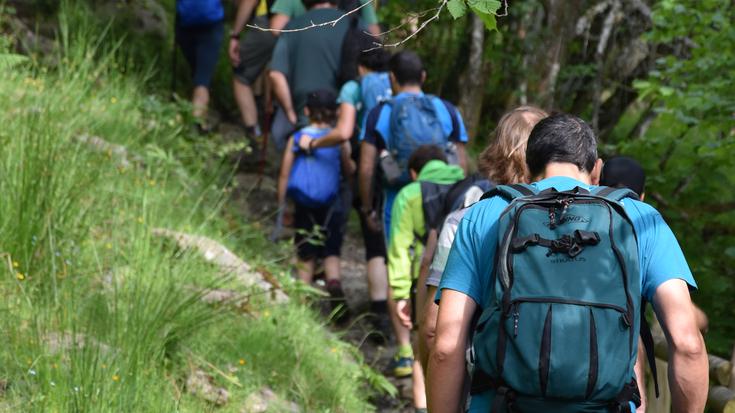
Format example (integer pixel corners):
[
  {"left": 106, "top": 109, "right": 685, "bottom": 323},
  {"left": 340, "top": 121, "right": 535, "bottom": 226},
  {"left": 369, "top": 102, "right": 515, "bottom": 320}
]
[{"left": 0, "top": 3, "right": 391, "bottom": 412}]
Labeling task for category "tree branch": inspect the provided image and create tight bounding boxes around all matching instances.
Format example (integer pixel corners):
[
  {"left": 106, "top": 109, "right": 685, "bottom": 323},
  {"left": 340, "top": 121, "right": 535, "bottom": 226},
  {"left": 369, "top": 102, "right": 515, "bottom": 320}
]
[{"left": 246, "top": 0, "right": 376, "bottom": 33}]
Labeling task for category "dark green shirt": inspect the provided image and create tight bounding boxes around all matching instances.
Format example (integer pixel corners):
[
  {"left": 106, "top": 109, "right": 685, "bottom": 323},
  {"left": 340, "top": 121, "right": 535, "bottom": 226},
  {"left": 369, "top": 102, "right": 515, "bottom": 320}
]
[{"left": 270, "top": 8, "right": 349, "bottom": 125}]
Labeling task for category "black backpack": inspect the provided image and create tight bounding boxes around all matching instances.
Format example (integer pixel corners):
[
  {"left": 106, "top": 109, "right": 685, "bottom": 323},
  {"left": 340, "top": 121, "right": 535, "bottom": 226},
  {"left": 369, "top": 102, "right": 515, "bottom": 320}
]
[
  {"left": 418, "top": 174, "right": 494, "bottom": 242},
  {"left": 337, "top": 0, "right": 371, "bottom": 86}
]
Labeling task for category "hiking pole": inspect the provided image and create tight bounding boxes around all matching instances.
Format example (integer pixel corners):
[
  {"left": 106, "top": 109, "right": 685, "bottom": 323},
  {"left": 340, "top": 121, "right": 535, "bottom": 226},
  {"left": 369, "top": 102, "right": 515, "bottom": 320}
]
[
  {"left": 256, "top": 75, "right": 273, "bottom": 189},
  {"left": 269, "top": 204, "right": 285, "bottom": 242}
]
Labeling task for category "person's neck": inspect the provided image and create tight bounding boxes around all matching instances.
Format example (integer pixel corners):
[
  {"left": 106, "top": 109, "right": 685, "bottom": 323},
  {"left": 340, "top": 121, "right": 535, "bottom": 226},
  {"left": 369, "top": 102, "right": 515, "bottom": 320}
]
[
  {"left": 397, "top": 85, "right": 423, "bottom": 94},
  {"left": 540, "top": 163, "right": 592, "bottom": 184},
  {"left": 311, "top": 3, "right": 334, "bottom": 10}
]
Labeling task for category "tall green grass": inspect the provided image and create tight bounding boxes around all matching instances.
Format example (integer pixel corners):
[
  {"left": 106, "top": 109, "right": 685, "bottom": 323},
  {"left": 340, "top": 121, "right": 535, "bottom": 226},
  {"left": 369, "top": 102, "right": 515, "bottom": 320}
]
[{"left": 0, "top": 3, "right": 385, "bottom": 411}]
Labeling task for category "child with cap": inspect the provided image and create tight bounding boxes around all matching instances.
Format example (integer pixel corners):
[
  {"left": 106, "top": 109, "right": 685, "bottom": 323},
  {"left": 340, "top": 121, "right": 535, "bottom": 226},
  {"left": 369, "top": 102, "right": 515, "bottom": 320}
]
[{"left": 277, "top": 89, "right": 355, "bottom": 315}]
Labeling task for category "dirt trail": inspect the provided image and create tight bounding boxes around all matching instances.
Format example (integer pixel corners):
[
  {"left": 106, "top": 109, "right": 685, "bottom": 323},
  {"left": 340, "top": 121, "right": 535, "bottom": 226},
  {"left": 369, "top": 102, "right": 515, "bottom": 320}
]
[{"left": 220, "top": 124, "right": 414, "bottom": 412}]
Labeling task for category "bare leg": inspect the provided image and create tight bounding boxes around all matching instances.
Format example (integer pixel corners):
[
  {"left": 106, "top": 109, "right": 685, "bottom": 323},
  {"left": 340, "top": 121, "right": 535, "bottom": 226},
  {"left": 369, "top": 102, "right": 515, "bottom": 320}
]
[
  {"left": 323, "top": 255, "right": 340, "bottom": 281},
  {"left": 418, "top": 286, "right": 439, "bottom": 371},
  {"left": 296, "top": 258, "right": 315, "bottom": 284},
  {"left": 233, "top": 78, "right": 258, "bottom": 128},
  {"left": 192, "top": 86, "right": 209, "bottom": 121},
  {"left": 412, "top": 354, "right": 427, "bottom": 409},
  {"left": 366, "top": 256, "right": 388, "bottom": 301}
]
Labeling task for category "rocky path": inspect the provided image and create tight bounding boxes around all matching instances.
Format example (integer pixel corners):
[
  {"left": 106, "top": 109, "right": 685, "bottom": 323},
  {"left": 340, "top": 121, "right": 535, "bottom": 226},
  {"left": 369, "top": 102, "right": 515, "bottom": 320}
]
[{"left": 221, "top": 125, "right": 414, "bottom": 412}]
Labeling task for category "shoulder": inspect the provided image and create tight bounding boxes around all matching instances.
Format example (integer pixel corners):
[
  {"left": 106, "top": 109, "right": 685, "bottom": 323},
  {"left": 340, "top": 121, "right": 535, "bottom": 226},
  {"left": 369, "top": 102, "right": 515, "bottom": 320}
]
[
  {"left": 338, "top": 81, "right": 360, "bottom": 103},
  {"left": 396, "top": 182, "right": 422, "bottom": 204},
  {"left": 621, "top": 198, "right": 665, "bottom": 229}
]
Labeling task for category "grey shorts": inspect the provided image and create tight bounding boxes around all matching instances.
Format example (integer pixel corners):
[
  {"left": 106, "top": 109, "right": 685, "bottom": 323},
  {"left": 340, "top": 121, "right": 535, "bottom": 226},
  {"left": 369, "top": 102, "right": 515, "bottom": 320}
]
[{"left": 233, "top": 16, "right": 277, "bottom": 85}]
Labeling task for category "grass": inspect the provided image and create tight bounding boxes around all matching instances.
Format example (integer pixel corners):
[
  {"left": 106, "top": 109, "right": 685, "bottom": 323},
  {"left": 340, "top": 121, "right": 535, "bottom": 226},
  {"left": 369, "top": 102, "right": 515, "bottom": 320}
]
[{"left": 0, "top": 2, "right": 389, "bottom": 411}]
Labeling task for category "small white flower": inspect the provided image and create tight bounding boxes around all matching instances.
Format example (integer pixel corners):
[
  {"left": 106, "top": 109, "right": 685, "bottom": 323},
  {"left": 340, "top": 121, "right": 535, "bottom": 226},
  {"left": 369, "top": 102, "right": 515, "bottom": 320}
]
[
  {"left": 50, "top": 381, "right": 56, "bottom": 387},
  {"left": 28, "top": 369, "right": 37, "bottom": 376},
  {"left": 74, "top": 386, "right": 80, "bottom": 392}
]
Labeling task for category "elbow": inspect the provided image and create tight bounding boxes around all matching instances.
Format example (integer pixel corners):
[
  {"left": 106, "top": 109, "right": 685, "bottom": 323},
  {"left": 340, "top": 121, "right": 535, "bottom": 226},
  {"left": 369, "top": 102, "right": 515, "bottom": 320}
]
[
  {"left": 670, "top": 330, "right": 705, "bottom": 359},
  {"left": 431, "top": 336, "right": 459, "bottom": 366}
]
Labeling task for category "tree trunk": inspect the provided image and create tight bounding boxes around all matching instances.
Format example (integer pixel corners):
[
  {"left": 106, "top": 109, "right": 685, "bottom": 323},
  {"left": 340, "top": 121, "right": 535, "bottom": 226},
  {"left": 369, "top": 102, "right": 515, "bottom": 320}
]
[
  {"left": 457, "top": 14, "right": 487, "bottom": 139},
  {"left": 710, "top": 355, "right": 733, "bottom": 387},
  {"left": 528, "top": 0, "right": 585, "bottom": 108},
  {"left": 708, "top": 386, "right": 735, "bottom": 413}
]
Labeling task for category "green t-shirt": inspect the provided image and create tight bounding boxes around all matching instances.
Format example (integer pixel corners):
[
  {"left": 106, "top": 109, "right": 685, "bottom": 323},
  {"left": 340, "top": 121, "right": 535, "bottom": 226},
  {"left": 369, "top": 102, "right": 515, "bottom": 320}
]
[
  {"left": 270, "top": 8, "right": 350, "bottom": 125},
  {"left": 270, "top": 0, "right": 378, "bottom": 25}
]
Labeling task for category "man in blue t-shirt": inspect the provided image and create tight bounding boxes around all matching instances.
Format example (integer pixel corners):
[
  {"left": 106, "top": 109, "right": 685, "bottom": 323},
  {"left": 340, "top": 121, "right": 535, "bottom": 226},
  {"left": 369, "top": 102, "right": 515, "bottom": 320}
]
[
  {"left": 359, "top": 50, "right": 470, "bottom": 238},
  {"left": 428, "top": 114, "right": 708, "bottom": 412}
]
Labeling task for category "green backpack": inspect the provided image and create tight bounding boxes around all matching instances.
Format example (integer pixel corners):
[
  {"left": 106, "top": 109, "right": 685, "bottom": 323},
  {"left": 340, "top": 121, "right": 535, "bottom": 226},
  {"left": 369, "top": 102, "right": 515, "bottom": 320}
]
[{"left": 470, "top": 184, "right": 658, "bottom": 413}]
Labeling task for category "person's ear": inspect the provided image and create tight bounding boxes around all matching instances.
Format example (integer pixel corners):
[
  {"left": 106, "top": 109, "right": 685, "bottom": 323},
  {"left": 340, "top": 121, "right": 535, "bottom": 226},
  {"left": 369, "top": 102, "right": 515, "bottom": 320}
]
[
  {"left": 389, "top": 72, "right": 398, "bottom": 91},
  {"left": 421, "top": 70, "right": 427, "bottom": 85},
  {"left": 590, "top": 158, "right": 603, "bottom": 185},
  {"left": 358, "top": 65, "right": 368, "bottom": 77},
  {"left": 640, "top": 192, "right": 646, "bottom": 202},
  {"left": 410, "top": 169, "right": 418, "bottom": 181},
  {"left": 304, "top": 107, "right": 311, "bottom": 117}
]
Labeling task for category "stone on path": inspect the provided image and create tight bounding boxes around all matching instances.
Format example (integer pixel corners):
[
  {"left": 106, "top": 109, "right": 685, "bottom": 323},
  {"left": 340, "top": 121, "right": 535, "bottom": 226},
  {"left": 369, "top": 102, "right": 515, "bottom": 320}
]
[
  {"left": 186, "top": 369, "right": 229, "bottom": 406},
  {"left": 242, "top": 387, "right": 300, "bottom": 413}
]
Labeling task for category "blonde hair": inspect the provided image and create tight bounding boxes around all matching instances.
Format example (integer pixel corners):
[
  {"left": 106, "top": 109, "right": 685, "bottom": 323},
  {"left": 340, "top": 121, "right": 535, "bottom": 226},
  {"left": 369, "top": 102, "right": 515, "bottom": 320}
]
[{"left": 478, "top": 106, "right": 548, "bottom": 185}]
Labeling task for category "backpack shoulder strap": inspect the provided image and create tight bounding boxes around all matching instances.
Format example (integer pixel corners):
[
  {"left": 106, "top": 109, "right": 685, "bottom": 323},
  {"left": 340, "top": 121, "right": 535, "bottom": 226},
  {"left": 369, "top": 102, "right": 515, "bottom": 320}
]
[
  {"left": 480, "top": 183, "right": 537, "bottom": 202},
  {"left": 639, "top": 300, "right": 660, "bottom": 398},
  {"left": 593, "top": 186, "right": 640, "bottom": 202},
  {"left": 420, "top": 181, "right": 451, "bottom": 232}
]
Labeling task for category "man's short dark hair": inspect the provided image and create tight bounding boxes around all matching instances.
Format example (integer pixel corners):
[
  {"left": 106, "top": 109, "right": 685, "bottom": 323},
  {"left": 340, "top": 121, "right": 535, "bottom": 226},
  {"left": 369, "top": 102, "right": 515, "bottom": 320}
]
[
  {"left": 408, "top": 145, "right": 447, "bottom": 174},
  {"left": 301, "top": 0, "right": 336, "bottom": 9},
  {"left": 357, "top": 36, "right": 391, "bottom": 72},
  {"left": 525, "top": 114, "right": 598, "bottom": 178},
  {"left": 389, "top": 50, "right": 424, "bottom": 86},
  {"left": 600, "top": 156, "right": 646, "bottom": 196}
]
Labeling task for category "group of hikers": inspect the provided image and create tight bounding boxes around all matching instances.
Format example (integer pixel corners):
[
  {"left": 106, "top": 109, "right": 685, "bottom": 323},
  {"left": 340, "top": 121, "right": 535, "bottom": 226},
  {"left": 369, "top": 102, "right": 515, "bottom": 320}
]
[{"left": 174, "top": 1, "right": 710, "bottom": 412}]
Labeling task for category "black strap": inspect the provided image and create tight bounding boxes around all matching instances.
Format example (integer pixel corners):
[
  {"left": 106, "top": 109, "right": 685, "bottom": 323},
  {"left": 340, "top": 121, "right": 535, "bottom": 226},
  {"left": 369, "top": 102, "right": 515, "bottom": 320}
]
[
  {"left": 639, "top": 301, "right": 660, "bottom": 397},
  {"left": 508, "top": 183, "right": 535, "bottom": 197},
  {"left": 511, "top": 231, "right": 600, "bottom": 257}
]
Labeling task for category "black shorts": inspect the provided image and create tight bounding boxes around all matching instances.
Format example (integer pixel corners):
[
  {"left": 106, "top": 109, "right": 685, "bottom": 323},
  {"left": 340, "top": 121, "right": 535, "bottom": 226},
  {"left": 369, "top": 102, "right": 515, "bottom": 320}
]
[
  {"left": 354, "top": 189, "right": 386, "bottom": 261},
  {"left": 293, "top": 201, "right": 345, "bottom": 260},
  {"left": 233, "top": 16, "right": 277, "bottom": 86},
  {"left": 175, "top": 21, "right": 224, "bottom": 88}
]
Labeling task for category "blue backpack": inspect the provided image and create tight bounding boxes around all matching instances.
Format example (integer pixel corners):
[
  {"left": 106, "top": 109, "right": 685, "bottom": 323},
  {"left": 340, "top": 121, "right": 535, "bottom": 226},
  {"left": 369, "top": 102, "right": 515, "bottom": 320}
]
[
  {"left": 360, "top": 72, "right": 392, "bottom": 121},
  {"left": 176, "top": 0, "right": 224, "bottom": 27},
  {"left": 386, "top": 94, "right": 449, "bottom": 187},
  {"left": 287, "top": 128, "right": 341, "bottom": 208},
  {"left": 470, "top": 185, "right": 657, "bottom": 412}
]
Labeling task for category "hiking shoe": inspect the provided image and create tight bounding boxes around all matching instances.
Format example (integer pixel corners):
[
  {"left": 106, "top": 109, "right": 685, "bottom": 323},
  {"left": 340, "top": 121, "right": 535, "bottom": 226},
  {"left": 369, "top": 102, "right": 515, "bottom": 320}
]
[
  {"left": 367, "top": 313, "right": 391, "bottom": 345},
  {"left": 389, "top": 355, "right": 413, "bottom": 378}
]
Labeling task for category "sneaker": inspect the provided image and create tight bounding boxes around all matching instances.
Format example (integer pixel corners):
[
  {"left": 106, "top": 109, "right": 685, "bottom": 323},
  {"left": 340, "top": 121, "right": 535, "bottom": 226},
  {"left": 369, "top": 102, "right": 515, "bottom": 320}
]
[{"left": 389, "top": 355, "right": 413, "bottom": 378}]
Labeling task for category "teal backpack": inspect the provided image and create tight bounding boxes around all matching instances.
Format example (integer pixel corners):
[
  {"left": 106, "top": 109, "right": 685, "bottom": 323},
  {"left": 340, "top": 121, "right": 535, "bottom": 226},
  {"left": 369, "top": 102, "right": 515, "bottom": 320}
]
[{"left": 470, "top": 184, "right": 658, "bottom": 413}]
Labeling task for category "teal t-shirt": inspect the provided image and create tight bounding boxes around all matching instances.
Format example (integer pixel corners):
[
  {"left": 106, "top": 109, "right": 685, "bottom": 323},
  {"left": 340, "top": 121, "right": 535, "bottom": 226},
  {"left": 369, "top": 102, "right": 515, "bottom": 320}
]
[
  {"left": 437, "top": 176, "right": 697, "bottom": 412},
  {"left": 337, "top": 80, "right": 363, "bottom": 127},
  {"left": 271, "top": 0, "right": 378, "bottom": 24},
  {"left": 270, "top": 8, "right": 349, "bottom": 126}
]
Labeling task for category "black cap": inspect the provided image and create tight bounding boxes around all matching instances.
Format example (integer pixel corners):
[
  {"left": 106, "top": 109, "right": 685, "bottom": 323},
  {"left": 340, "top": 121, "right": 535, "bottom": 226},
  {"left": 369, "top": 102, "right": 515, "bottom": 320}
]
[
  {"left": 306, "top": 89, "right": 338, "bottom": 111},
  {"left": 600, "top": 156, "right": 646, "bottom": 196}
]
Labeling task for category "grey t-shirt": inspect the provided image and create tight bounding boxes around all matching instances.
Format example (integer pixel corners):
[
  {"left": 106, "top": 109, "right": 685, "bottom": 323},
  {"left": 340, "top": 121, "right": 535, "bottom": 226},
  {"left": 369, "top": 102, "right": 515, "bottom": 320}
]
[
  {"left": 426, "top": 185, "right": 486, "bottom": 287},
  {"left": 270, "top": 8, "right": 349, "bottom": 125}
]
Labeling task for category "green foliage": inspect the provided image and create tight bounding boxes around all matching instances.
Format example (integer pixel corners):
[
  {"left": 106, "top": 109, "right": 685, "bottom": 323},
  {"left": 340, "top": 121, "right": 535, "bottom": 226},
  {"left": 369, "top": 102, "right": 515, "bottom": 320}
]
[
  {"left": 446, "top": 0, "right": 501, "bottom": 31},
  {"left": 0, "top": 2, "right": 387, "bottom": 411},
  {"left": 615, "top": 0, "right": 735, "bottom": 355}
]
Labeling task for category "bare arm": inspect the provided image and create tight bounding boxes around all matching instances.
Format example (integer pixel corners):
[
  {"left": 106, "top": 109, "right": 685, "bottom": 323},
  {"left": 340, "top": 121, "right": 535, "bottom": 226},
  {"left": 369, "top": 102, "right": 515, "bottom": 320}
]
[
  {"left": 358, "top": 141, "right": 377, "bottom": 211},
  {"left": 416, "top": 229, "right": 438, "bottom": 369},
  {"left": 634, "top": 337, "right": 647, "bottom": 413},
  {"left": 455, "top": 142, "right": 468, "bottom": 174},
  {"left": 269, "top": 13, "right": 290, "bottom": 33},
  {"left": 228, "top": 0, "right": 259, "bottom": 65},
  {"left": 428, "top": 289, "right": 477, "bottom": 412},
  {"left": 340, "top": 141, "right": 356, "bottom": 177},
  {"left": 300, "top": 102, "right": 356, "bottom": 151},
  {"left": 420, "top": 285, "right": 439, "bottom": 372},
  {"left": 277, "top": 137, "right": 295, "bottom": 206},
  {"left": 268, "top": 70, "right": 297, "bottom": 124},
  {"left": 653, "top": 279, "right": 708, "bottom": 413},
  {"left": 312, "top": 103, "right": 356, "bottom": 148}
]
